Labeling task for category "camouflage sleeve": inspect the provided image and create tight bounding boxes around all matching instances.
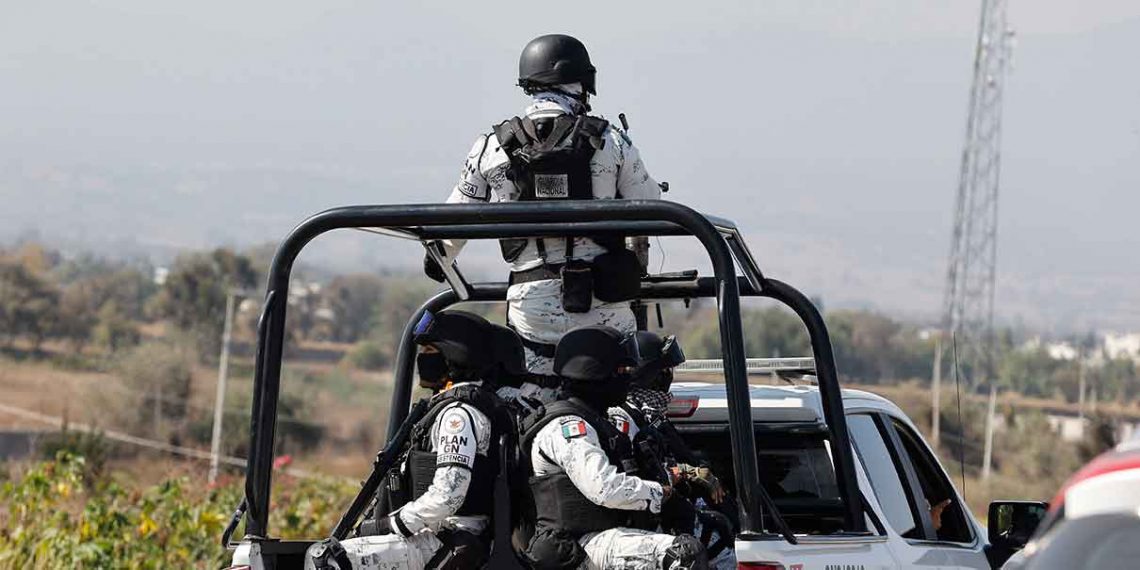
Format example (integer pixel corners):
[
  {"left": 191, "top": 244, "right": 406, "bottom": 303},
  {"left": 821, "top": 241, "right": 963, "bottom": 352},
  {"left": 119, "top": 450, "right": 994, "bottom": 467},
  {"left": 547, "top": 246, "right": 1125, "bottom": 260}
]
[
  {"left": 538, "top": 416, "right": 663, "bottom": 513},
  {"left": 607, "top": 406, "right": 639, "bottom": 442},
  {"left": 612, "top": 129, "right": 661, "bottom": 200},
  {"left": 395, "top": 406, "right": 478, "bottom": 533},
  {"left": 447, "top": 135, "right": 493, "bottom": 204},
  {"left": 437, "top": 134, "right": 497, "bottom": 260}
]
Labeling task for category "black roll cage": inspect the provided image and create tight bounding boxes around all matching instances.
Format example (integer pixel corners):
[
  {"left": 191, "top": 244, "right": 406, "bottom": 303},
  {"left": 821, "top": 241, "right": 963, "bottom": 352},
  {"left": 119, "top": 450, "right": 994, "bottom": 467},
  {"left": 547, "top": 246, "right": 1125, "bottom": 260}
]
[{"left": 240, "top": 199, "right": 866, "bottom": 543}]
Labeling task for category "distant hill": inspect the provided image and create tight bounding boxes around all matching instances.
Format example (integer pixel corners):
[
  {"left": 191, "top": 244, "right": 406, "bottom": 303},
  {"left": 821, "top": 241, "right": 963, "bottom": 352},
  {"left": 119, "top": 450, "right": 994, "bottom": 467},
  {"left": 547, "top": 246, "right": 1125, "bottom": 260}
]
[{"left": 3, "top": 16, "right": 1138, "bottom": 334}]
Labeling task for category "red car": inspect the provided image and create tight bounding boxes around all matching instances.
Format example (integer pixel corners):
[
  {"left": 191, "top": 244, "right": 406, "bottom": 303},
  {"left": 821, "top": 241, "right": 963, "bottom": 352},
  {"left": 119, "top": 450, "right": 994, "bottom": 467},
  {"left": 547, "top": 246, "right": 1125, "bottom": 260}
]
[{"left": 1000, "top": 437, "right": 1140, "bottom": 569}]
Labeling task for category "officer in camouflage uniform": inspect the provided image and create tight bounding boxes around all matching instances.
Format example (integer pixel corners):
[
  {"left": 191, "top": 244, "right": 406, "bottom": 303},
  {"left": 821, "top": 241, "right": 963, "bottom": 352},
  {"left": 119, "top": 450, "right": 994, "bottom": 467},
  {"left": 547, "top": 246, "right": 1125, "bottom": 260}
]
[
  {"left": 307, "top": 310, "right": 524, "bottom": 570},
  {"left": 519, "top": 326, "right": 709, "bottom": 570},
  {"left": 427, "top": 34, "right": 662, "bottom": 393}
]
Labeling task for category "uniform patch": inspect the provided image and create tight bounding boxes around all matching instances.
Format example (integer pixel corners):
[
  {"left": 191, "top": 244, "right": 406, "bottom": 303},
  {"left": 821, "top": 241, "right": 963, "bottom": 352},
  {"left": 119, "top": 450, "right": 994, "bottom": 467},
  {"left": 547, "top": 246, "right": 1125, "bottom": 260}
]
[
  {"left": 613, "top": 416, "right": 630, "bottom": 434},
  {"left": 561, "top": 420, "right": 587, "bottom": 439},
  {"left": 436, "top": 453, "right": 472, "bottom": 466},
  {"left": 458, "top": 180, "right": 485, "bottom": 200},
  {"left": 534, "top": 174, "right": 569, "bottom": 198},
  {"left": 443, "top": 414, "right": 466, "bottom": 434}
]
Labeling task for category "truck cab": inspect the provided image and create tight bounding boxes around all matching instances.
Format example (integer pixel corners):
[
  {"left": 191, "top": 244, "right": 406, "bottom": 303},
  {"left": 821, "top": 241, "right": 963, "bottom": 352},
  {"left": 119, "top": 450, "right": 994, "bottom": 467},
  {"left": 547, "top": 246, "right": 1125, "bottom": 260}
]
[{"left": 669, "top": 377, "right": 992, "bottom": 569}]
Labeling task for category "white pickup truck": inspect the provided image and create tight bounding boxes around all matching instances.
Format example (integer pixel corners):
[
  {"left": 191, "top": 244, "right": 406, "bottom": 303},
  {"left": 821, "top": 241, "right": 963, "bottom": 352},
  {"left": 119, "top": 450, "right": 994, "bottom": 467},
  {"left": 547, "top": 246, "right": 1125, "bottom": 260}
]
[
  {"left": 227, "top": 202, "right": 1044, "bottom": 570},
  {"left": 667, "top": 371, "right": 1009, "bottom": 570}
]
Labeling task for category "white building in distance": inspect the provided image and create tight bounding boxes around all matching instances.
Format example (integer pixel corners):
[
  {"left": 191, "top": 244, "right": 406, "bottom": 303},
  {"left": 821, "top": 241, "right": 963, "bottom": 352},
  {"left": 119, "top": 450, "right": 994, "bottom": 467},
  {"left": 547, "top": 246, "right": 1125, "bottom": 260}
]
[{"left": 1104, "top": 333, "right": 1140, "bottom": 362}]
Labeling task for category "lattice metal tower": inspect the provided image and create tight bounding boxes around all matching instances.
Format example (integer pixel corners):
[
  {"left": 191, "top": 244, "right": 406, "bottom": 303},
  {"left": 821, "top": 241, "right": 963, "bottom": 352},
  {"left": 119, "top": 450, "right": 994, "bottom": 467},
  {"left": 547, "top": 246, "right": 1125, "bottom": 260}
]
[
  {"left": 932, "top": 0, "right": 1014, "bottom": 472},
  {"left": 942, "top": 0, "right": 1014, "bottom": 380}
]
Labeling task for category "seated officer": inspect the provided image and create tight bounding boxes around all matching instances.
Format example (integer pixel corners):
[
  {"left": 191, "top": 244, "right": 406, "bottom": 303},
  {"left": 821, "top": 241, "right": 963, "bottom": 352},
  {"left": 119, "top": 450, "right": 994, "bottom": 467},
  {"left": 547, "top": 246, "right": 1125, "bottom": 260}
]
[
  {"left": 610, "top": 332, "right": 727, "bottom": 509},
  {"left": 610, "top": 331, "right": 734, "bottom": 564},
  {"left": 307, "top": 310, "right": 523, "bottom": 570},
  {"left": 519, "top": 326, "right": 709, "bottom": 570}
]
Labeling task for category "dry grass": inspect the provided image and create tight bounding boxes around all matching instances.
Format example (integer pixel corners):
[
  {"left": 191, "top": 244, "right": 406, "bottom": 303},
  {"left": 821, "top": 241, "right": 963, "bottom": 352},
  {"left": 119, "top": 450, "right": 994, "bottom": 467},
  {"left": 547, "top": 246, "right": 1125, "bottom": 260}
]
[{"left": 0, "top": 357, "right": 114, "bottom": 428}]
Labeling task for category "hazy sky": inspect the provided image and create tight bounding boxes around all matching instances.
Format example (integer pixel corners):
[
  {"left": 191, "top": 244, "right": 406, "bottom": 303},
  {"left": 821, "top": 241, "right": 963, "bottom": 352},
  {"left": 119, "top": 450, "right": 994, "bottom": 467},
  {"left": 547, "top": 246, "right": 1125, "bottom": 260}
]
[{"left": 2, "top": 1, "right": 1139, "bottom": 331}]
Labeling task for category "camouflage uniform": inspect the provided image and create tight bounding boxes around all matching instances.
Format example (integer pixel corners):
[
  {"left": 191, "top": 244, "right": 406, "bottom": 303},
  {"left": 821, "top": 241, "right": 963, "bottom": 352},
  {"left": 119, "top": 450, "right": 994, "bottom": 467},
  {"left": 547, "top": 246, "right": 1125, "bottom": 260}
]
[
  {"left": 305, "top": 384, "right": 492, "bottom": 570},
  {"left": 441, "top": 89, "right": 661, "bottom": 379},
  {"left": 530, "top": 412, "right": 682, "bottom": 569}
]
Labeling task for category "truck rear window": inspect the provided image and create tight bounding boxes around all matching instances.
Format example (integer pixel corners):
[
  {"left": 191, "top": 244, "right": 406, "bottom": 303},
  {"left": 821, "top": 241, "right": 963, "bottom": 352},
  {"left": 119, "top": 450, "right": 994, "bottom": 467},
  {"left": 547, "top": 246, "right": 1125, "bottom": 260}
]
[{"left": 679, "top": 424, "right": 844, "bottom": 534}]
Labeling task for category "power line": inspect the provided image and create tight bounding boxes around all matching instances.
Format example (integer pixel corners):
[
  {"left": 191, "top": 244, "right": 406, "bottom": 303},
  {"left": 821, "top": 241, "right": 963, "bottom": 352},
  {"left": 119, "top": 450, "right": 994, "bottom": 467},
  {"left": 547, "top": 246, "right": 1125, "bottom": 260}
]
[
  {"left": 1, "top": 375, "right": 321, "bottom": 429},
  {"left": 0, "top": 401, "right": 325, "bottom": 480}
]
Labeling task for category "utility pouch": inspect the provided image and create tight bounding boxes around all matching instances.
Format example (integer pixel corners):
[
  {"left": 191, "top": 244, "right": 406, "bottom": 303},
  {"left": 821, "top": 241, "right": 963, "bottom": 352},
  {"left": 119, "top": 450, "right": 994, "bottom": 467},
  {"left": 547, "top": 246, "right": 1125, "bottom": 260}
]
[
  {"left": 560, "top": 260, "right": 593, "bottom": 314},
  {"left": 499, "top": 238, "right": 529, "bottom": 263},
  {"left": 590, "top": 248, "right": 643, "bottom": 303},
  {"left": 407, "top": 450, "right": 438, "bottom": 499}
]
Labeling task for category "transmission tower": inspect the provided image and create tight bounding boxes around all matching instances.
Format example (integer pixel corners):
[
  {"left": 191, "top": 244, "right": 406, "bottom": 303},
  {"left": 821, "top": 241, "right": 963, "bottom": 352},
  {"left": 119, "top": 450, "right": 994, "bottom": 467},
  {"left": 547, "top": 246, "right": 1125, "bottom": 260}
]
[{"left": 931, "top": 0, "right": 1015, "bottom": 481}]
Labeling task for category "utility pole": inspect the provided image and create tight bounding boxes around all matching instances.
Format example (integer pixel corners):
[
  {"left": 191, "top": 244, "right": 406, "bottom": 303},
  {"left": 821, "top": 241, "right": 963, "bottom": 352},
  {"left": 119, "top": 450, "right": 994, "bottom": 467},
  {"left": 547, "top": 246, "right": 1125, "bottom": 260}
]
[
  {"left": 981, "top": 384, "right": 998, "bottom": 480},
  {"left": 934, "top": 0, "right": 1015, "bottom": 481},
  {"left": 932, "top": 335, "right": 942, "bottom": 446},
  {"left": 210, "top": 289, "right": 250, "bottom": 484},
  {"left": 1078, "top": 354, "right": 1086, "bottom": 422}
]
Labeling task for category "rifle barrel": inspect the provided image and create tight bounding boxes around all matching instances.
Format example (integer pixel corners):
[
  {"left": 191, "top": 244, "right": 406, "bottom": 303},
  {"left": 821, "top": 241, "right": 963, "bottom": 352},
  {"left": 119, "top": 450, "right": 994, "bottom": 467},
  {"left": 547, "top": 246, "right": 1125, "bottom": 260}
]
[{"left": 331, "top": 399, "right": 430, "bottom": 539}]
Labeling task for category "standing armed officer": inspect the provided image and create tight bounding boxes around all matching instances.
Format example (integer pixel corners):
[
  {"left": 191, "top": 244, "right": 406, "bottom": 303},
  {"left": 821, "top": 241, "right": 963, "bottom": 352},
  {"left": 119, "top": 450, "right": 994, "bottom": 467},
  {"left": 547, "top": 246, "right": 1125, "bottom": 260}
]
[{"left": 428, "top": 33, "right": 663, "bottom": 390}]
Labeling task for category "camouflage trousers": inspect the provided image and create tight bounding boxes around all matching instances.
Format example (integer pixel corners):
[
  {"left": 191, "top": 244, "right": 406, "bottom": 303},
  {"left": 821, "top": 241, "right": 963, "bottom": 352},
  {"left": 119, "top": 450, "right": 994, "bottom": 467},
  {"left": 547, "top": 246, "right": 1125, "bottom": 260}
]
[
  {"left": 579, "top": 527, "right": 677, "bottom": 570},
  {"left": 507, "top": 279, "right": 636, "bottom": 376},
  {"left": 304, "top": 532, "right": 441, "bottom": 570}
]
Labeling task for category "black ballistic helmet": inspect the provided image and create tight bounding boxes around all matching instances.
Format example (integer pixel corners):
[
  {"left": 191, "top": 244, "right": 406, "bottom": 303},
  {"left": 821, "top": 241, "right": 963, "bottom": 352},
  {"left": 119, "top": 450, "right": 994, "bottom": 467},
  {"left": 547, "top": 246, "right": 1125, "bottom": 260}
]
[
  {"left": 488, "top": 322, "right": 528, "bottom": 382},
  {"left": 553, "top": 326, "right": 633, "bottom": 381},
  {"left": 412, "top": 310, "right": 495, "bottom": 374},
  {"left": 517, "top": 34, "right": 597, "bottom": 95},
  {"left": 627, "top": 331, "right": 686, "bottom": 391}
]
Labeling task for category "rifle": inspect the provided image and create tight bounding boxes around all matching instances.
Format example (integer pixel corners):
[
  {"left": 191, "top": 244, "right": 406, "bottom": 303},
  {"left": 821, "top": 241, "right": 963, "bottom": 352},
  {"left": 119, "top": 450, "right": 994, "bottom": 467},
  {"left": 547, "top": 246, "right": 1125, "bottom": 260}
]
[
  {"left": 646, "top": 413, "right": 702, "bottom": 467},
  {"left": 331, "top": 398, "right": 431, "bottom": 540},
  {"left": 632, "top": 419, "right": 701, "bottom": 535}
]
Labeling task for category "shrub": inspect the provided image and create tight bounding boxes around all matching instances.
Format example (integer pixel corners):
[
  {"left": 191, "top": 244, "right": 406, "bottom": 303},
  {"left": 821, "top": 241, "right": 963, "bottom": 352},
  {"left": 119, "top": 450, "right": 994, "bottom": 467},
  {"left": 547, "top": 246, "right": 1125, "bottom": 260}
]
[
  {"left": 0, "top": 453, "right": 355, "bottom": 569},
  {"left": 39, "top": 430, "right": 112, "bottom": 487},
  {"left": 345, "top": 339, "right": 388, "bottom": 371}
]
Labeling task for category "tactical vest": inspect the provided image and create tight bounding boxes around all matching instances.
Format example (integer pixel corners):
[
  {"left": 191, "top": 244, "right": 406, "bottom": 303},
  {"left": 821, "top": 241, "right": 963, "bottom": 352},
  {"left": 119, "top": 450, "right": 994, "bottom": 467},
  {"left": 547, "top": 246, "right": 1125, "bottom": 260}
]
[
  {"left": 399, "top": 384, "right": 502, "bottom": 517},
  {"left": 493, "top": 114, "right": 623, "bottom": 263},
  {"left": 519, "top": 397, "right": 641, "bottom": 536}
]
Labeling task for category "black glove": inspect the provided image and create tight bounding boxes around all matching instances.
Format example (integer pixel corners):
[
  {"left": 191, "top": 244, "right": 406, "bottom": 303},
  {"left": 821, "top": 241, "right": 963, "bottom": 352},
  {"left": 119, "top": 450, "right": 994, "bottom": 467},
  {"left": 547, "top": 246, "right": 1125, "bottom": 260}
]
[{"left": 423, "top": 253, "right": 446, "bottom": 283}]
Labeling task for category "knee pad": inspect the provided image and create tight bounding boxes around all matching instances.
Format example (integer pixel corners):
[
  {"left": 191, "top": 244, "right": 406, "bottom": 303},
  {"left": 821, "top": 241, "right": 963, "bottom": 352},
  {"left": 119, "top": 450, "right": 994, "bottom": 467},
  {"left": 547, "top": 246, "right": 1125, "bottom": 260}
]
[
  {"left": 661, "top": 534, "right": 709, "bottom": 570},
  {"left": 524, "top": 528, "right": 586, "bottom": 570}
]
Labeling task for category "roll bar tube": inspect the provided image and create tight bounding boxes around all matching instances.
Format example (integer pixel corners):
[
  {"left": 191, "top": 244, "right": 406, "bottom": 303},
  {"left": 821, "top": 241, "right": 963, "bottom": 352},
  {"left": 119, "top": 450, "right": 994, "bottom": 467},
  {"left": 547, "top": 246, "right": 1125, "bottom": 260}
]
[
  {"left": 388, "top": 277, "right": 868, "bottom": 536},
  {"left": 242, "top": 200, "right": 846, "bottom": 539}
]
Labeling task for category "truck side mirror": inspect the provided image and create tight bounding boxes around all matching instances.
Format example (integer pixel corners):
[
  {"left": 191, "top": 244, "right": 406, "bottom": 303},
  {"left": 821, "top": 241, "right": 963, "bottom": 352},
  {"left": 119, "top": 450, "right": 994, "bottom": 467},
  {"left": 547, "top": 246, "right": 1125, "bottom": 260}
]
[{"left": 986, "top": 500, "right": 1048, "bottom": 568}]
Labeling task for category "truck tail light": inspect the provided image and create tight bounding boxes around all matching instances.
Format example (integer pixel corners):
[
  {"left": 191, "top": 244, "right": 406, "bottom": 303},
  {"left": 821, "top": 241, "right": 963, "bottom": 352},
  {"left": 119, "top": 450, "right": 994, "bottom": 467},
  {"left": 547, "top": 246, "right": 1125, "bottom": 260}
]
[
  {"left": 738, "top": 564, "right": 784, "bottom": 570},
  {"left": 666, "top": 396, "right": 699, "bottom": 418}
]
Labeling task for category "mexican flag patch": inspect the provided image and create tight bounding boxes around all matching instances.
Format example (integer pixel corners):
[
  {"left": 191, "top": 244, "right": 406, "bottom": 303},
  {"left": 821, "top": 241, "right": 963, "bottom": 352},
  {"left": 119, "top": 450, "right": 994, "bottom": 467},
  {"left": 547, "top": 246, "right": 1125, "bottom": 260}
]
[
  {"left": 614, "top": 416, "right": 630, "bottom": 434},
  {"left": 561, "top": 420, "right": 588, "bottom": 439}
]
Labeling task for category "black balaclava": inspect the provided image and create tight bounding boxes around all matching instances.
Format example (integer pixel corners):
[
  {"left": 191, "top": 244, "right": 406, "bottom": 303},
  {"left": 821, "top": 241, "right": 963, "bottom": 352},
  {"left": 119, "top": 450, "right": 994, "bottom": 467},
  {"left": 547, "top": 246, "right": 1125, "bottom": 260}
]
[
  {"left": 416, "top": 350, "right": 449, "bottom": 390},
  {"left": 565, "top": 376, "right": 631, "bottom": 409},
  {"left": 413, "top": 310, "right": 497, "bottom": 390}
]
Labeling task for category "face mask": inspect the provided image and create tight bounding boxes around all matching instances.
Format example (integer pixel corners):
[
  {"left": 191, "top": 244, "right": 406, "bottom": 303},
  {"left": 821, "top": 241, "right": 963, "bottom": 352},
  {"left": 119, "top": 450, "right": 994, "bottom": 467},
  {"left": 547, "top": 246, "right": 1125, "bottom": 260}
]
[
  {"left": 645, "top": 368, "right": 674, "bottom": 392},
  {"left": 417, "top": 352, "right": 449, "bottom": 389},
  {"left": 570, "top": 376, "right": 631, "bottom": 409}
]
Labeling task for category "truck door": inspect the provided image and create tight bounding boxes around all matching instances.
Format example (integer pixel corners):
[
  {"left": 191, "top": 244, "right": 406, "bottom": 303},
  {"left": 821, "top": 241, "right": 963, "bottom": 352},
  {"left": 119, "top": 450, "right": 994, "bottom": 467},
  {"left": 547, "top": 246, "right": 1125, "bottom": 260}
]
[
  {"left": 881, "top": 416, "right": 990, "bottom": 570},
  {"left": 847, "top": 413, "right": 947, "bottom": 569}
]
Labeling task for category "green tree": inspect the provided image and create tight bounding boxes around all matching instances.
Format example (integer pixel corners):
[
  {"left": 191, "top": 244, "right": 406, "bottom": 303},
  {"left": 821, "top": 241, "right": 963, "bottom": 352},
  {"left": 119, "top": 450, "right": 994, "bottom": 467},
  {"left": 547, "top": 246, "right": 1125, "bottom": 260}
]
[
  {"left": 0, "top": 261, "right": 61, "bottom": 350},
  {"left": 152, "top": 248, "right": 257, "bottom": 357},
  {"left": 91, "top": 301, "right": 141, "bottom": 351},
  {"left": 343, "top": 277, "right": 437, "bottom": 369},
  {"left": 107, "top": 342, "right": 195, "bottom": 441},
  {"left": 324, "top": 274, "right": 386, "bottom": 343},
  {"left": 55, "top": 282, "right": 98, "bottom": 351}
]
